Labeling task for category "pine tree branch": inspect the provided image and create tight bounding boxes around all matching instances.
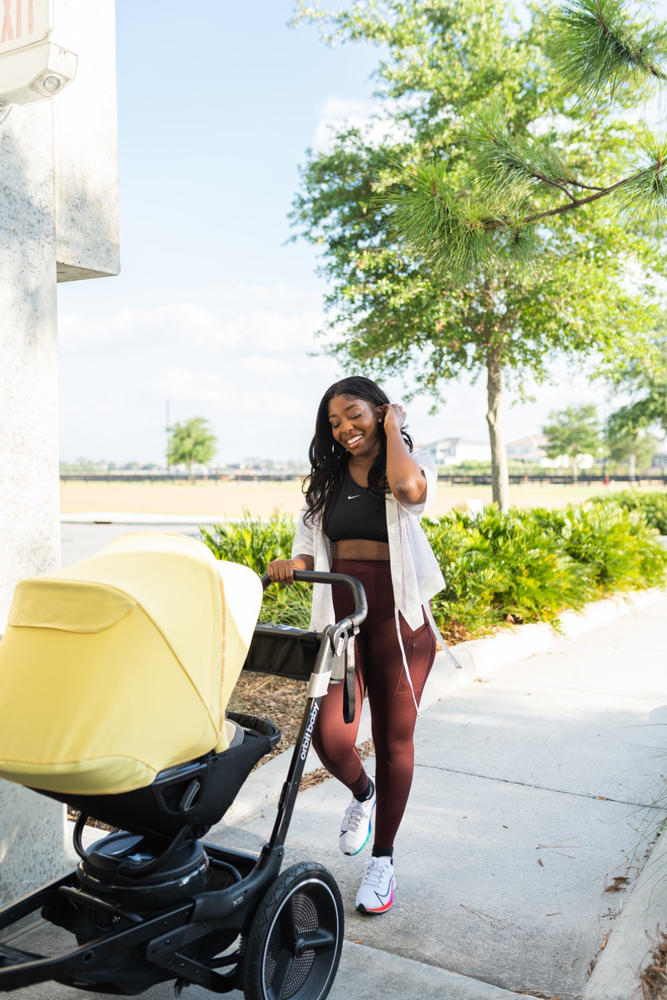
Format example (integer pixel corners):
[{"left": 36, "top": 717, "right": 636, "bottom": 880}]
[
  {"left": 522, "top": 169, "right": 641, "bottom": 222},
  {"left": 550, "top": 0, "right": 667, "bottom": 101}
]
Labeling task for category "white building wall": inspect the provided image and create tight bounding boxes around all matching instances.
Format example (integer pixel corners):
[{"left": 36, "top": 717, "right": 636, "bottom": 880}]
[
  {"left": 55, "top": 0, "right": 120, "bottom": 280},
  {"left": 0, "top": 99, "right": 61, "bottom": 643},
  {"left": 0, "top": 0, "right": 119, "bottom": 904}
]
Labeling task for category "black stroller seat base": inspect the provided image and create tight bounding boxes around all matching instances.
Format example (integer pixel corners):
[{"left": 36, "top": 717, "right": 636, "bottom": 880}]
[{"left": 0, "top": 842, "right": 285, "bottom": 995}]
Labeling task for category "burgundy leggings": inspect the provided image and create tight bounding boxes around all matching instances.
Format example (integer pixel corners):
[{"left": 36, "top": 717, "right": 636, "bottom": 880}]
[{"left": 312, "top": 559, "right": 436, "bottom": 851}]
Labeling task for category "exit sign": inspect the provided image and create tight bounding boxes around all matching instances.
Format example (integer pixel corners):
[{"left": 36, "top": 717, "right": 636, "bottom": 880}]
[{"left": 0, "top": 0, "right": 51, "bottom": 56}]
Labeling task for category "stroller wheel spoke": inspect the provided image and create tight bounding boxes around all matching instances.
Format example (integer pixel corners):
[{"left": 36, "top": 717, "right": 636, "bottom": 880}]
[
  {"left": 298, "top": 928, "right": 336, "bottom": 952},
  {"left": 278, "top": 897, "right": 297, "bottom": 946},
  {"left": 266, "top": 947, "right": 294, "bottom": 1000}
]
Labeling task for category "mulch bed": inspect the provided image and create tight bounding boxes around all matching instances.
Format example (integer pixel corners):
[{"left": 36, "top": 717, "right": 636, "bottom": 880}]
[
  {"left": 641, "top": 929, "right": 667, "bottom": 999},
  {"left": 229, "top": 672, "right": 306, "bottom": 762}
]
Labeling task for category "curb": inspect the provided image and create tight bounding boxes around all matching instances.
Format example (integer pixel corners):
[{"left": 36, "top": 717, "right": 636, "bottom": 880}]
[
  {"left": 331, "top": 940, "right": 544, "bottom": 1000},
  {"left": 222, "top": 586, "right": 666, "bottom": 828},
  {"left": 583, "top": 824, "right": 667, "bottom": 1000}
]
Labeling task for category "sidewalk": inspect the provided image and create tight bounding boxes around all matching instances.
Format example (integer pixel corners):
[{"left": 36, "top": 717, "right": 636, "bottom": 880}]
[
  {"left": 211, "top": 588, "right": 667, "bottom": 1000},
  {"left": 6, "top": 589, "right": 667, "bottom": 1000}
]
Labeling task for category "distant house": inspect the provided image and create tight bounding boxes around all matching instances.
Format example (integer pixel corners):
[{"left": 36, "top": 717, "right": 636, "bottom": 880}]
[
  {"left": 506, "top": 434, "right": 548, "bottom": 464},
  {"left": 423, "top": 437, "right": 491, "bottom": 465},
  {"left": 506, "top": 434, "right": 595, "bottom": 469}
]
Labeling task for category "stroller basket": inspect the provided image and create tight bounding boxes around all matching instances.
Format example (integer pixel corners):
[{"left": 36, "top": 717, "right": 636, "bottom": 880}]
[
  {"left": 0, "top": 536, "right": 367, "bottom": 1000},
  {"left": 243, "top": 623, "right": 322, "bottom": 681}
]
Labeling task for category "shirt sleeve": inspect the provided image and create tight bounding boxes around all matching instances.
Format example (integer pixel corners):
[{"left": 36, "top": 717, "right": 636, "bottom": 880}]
[{"left": 291, "top": 505, "right": 315, "bottom": 558}]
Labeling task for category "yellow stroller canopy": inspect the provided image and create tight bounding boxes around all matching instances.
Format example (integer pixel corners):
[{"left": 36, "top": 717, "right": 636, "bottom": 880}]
[{"left": 0, "top": 533, "right": 262, "bottom": 796}]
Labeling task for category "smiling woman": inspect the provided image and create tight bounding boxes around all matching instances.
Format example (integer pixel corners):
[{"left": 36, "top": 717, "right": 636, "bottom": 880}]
[{"left": 267, "top": 375, "right": 444, "bottom": 917}]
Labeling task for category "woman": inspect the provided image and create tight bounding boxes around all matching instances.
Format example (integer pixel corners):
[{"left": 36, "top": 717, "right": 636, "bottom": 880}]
[{"left": 268, "top": 376, "right": 444, "bottom": 915}]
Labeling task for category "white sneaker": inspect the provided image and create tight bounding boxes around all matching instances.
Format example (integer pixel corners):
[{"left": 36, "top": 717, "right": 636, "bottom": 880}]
[
  {"left": 338, "top": 792, "right": 375, "bottom": 856},
  {"left": 355, "top": 856, "right": 395, "bottom": 914}
]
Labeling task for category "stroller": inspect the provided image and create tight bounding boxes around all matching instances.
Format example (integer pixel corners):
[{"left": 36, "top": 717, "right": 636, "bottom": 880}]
[{"left": 0, "top": 532, "right": 366, "bottom": 999}]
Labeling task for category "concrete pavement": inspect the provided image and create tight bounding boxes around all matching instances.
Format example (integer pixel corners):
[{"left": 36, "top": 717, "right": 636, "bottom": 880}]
[
  {"left": 208, "top": 589, "right": 667, "bottom": 1000},
  {"left": 5, "top": 518, "right": 667, "bottom": 999}
]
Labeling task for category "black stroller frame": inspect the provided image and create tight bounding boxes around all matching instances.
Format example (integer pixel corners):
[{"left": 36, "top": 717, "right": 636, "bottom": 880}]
[{"left": 0, "top": 570, "right": 367, "bottom": 1000}]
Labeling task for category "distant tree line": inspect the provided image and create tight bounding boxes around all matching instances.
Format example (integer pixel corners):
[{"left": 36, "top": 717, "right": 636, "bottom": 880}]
[
  {"left": 60, "top": 459, "right": 162, "bottom": 474},
  {"left": 542, "top": 404, "right": 664, "bottom": 480}
]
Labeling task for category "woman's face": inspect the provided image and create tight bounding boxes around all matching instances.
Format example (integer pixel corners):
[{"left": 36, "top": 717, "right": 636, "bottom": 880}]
[{"left": 327, "top": 394, "right": 381, "bottom": 458}]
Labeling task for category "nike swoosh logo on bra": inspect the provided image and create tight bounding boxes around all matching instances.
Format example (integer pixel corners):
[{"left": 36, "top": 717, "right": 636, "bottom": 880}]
[{"left": 347, "top": 494, "right": 360, "bottom": 500}]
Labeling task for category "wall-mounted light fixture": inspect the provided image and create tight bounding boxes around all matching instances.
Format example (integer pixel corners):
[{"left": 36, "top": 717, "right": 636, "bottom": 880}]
[{"left": 0, "top": 1, "right": 77, "bottom": 122}]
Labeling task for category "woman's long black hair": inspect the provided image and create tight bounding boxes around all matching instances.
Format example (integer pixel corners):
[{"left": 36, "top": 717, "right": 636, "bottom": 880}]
[{"left": 303, "top": 376, "right": 414, "bottom": 525}]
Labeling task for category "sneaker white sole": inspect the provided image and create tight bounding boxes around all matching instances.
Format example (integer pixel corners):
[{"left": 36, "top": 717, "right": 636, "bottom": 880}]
[{"left": 339, "top": 801, "right": 375, "bottom": 856}]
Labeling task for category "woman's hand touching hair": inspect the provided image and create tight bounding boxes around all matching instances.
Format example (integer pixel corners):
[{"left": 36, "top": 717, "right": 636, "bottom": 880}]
[{"left": 377, "top": 403, "right": 407, "bottom": 432}]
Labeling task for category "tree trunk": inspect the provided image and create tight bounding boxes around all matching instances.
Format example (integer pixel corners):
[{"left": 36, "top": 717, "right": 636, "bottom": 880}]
[{"left": 486, "top": 343, "right": 510, "bottom": 512}]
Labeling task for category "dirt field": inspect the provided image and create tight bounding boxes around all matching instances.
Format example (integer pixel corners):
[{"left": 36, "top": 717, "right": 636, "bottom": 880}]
[{"left": 60, "top": 479, "right": 655, "bottom": 519}]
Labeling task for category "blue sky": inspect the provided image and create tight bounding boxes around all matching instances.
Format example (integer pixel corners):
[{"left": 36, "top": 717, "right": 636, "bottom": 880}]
[{"left": 56, "top": 0, "right": 666, "bottom": 465}]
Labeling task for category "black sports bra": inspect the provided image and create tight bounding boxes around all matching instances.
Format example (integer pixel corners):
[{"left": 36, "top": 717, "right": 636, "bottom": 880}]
[{"left": 323, "top": 467, "right": 389, "bottom": 543}]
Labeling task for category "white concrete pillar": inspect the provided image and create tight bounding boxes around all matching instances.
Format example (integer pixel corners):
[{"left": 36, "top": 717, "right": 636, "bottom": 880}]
[
  {"left": 0, "top": 0, "right": 119, "bottom": 905},
  {"left": 0, "top": 100, "right": 61, "bottom": 636},
  {"left": 0, "top": 100, "right": 66, "bottom": 907}
]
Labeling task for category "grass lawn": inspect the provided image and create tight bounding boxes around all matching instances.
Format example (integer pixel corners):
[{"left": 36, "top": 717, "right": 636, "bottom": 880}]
[{"left": 60, "top": 479, "right": 660, "bottom": 519}]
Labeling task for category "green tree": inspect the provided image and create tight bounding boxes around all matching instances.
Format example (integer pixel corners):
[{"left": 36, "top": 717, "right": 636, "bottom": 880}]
[
  {"left": 604, "top": 423, "right": 657, "bottom": 478},
  {"left": 167, "top": 417, "right": 217, "bottom": 480},
  {"left": 292, "top": 0, "right": 665, "bottom": 510},
  {"left": 542, "top": 404, "right": 601, "bottom": 479},
  {"left": 605, "top": 331, "right": 667, "bottom": 437}
]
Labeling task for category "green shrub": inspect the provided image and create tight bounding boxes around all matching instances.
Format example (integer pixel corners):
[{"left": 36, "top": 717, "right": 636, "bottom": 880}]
[
  {"left": 590, "top": 490, "right": 667, "bottom": 535},
  {"left": 200, "top": 500, "right": 666, "bottom": 641},
  {"left": 424, "top": 507, "right": 594, "bottom": 637},
  {"left": 539, "top": 502, "right": 667, "bottom": 593}
]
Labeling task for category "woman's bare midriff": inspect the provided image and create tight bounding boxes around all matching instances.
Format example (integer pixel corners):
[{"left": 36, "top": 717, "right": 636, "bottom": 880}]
[{"left": 333, "top": 539, "right": 390, "bottom": 561}]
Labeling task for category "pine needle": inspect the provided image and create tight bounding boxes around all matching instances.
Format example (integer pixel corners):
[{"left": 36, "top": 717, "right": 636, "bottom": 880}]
[{"left": 549, "top": 0, "right": 667, "bottom": 103}]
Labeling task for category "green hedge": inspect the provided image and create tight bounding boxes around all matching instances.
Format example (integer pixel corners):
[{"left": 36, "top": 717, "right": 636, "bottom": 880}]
[
  {"left": 424, "top": 500, "right": 666, "bottom": 638},
  {"left": 590, "top": 490, "right": 667, "bottom": 535},
  {"left": 201, "top": 498, "right": 667, "bottom": 640}
]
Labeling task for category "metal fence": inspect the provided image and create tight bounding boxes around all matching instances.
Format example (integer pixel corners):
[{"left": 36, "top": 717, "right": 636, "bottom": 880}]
[{"left": 60, "top": 472, "right": 666, "bottom": 486}]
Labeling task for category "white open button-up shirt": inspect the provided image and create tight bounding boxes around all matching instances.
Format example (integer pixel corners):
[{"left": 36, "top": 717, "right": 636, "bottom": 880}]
[{"left": 291, "top": 450, "right": 445, "bottom": 639}]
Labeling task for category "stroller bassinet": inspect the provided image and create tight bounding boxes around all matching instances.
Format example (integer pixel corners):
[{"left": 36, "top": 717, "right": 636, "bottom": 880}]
[{"left": 0, "top": 532, "right": 367, "bottom": 999}]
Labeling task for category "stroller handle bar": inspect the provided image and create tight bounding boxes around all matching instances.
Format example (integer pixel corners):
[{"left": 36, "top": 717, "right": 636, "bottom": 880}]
[{"left": 260, "top": 569, "right": 368, "bottom": 631}]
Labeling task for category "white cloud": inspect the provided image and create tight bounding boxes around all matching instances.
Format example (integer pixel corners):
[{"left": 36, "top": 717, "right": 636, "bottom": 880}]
[
  {"left": 149, "top": 367, "right": 226, "bottom": 403},
  {"left": 57, "top": 292, "right": 336, "bottom": 462},
  {"left": 59, "top": 302, "right": 233, "bottom": 353},
  {"left": 313, "top": 95, "right": 412, "bottom": 152},
  {"left": 224, "top": 309, "right": 325, "bottom": 354},
  {"left": 59, "top": 301, "right": 325, "bottom": 358}
]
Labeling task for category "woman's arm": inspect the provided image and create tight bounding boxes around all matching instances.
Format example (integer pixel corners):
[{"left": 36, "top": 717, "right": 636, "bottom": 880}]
[
  {"left": 267, "top": 504, "right": 315, "bottom": 583},
  {"left": 381, "top": 404, "right": 427, "bottom": 505}
]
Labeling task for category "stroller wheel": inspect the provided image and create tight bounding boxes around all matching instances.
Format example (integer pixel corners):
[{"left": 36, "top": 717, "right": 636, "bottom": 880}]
[{"left": 244, "top": 861, "right": 344, "bottom": 1000}]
